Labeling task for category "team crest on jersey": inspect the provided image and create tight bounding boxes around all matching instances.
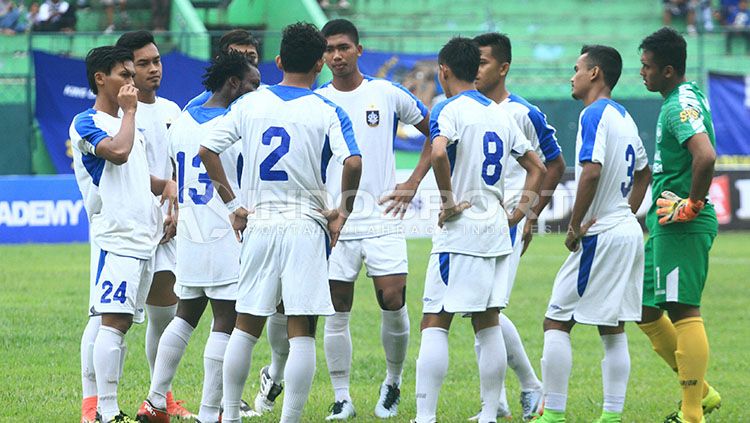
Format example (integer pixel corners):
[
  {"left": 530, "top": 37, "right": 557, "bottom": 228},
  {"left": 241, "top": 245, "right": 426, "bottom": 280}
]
[{"left": 366, "top": 109, "right": 380, "bottom": 127}]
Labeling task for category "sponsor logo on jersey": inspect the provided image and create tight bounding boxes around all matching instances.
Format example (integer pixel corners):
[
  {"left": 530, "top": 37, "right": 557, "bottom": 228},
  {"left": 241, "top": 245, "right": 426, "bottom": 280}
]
[
  {"left": 366, "top": 109, "right": 380, "bottom": 127},
  {"left": 679, "top": 107, "right": 700, "bottom": 123}
]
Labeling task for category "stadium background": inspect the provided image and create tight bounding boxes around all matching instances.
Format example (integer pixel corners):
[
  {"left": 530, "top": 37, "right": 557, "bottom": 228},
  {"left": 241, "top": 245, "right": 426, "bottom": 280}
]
[{"left": 1, "top": 0, "right": 749, "bottom": 421}]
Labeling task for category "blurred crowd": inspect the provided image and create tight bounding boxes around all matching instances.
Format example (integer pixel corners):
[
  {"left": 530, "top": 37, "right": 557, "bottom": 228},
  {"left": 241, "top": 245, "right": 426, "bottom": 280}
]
[{"left": 661, "top": 0, "right": 749, "bottom": 53}]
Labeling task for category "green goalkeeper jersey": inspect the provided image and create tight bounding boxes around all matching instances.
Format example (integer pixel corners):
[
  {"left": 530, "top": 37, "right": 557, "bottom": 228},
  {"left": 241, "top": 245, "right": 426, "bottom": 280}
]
[{"left": 647, "top": 81, "right": 718, "bottom": 236}]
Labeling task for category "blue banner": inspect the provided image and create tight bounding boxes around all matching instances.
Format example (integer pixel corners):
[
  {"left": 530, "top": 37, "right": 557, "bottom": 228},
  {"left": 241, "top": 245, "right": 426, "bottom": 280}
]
[
  {"left": 0, "top": 175, "right": 88, "bottom": 243},
  {"left": 707, "top": 72, "right": 750, "bottom": 159}
]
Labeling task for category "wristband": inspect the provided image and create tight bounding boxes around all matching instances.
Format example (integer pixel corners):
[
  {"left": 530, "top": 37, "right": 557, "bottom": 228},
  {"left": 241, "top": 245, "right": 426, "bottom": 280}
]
[{"left": 225, "top": 198, "right": 244, "bottom": 213}]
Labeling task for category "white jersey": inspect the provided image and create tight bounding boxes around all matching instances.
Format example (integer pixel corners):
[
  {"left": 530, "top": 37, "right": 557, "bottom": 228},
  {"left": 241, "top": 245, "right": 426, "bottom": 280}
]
[
  {"left": 70, "top": 108, "right": 161, "bottom": 259},
  {"left": 575, "top": 98, "right": 648, "bottom": 234},
  {"left": 201, "top": 85, "right": 361, "bottom": 230},
  {"left": 134, "top": 97, "right": 181, "bottom": 180},
  {"left": 168, "top": 103, "right": 243, "bottom": 286},
  {"left": 429, "top": 90, "right": 533, "bottom": 257},
  {"left": 499, "top": 93, "right": 562, "bottom": 210},
  {"left": 315, "top": 76, "right": 428, "bottom": 239}
]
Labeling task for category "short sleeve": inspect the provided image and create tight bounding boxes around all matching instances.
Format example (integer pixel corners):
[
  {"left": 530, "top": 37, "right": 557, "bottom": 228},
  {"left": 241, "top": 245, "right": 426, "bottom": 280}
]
[
  {"left": 73, "top": 112, "right": 110, "bottom": 156},
  {"left": 578, "top": 106, "right": 607, "bottom": 164},
  {"left": 390, "top": 82, "right": 428, "bottom": 126},
  {"left": 429, "top": 100, "right": 458, "bottom": 144},
  {"left": 526, "top": 106, "right": 561, "bottom": 161},
  {"left": 666, "top": 100, "right": 707, "bottom": 145},
  {"left": 201, "top": 102, "right": 242, "bottom": 154},
  {"left": 634, "top": 137, "right": 649, "bottom": 171},
  {"left": 507, "top": 116, "right": 533, "bottom": 159},
  {"left": 327, "top": 105, "right": 361, "bottom": 164}
]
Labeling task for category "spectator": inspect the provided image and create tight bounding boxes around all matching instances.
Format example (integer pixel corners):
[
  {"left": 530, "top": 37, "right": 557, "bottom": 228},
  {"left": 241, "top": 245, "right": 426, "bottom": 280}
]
[
  {"left": 663, "top": 0, "right": 698, "bottom": 34},
  {"left": 718, "top": 0, "right": 740, "bottom": 25},
  {"left": 1, "top": 0, "right": 28, "bottom": 34},
  {"left": 725, "top": 0, "right": 750, "bottom": 54},
  {"left": 33, "top": 0, "right": 75, "bottom": 32},
  {"left": 102, "top": 0, "right": 127, "bottom": 33},
  {"left": 151, "top": 0, "right": 168, "bottom": 31},
  {"left": 318, "top": 0, "right": 350, "bottom": 9}
]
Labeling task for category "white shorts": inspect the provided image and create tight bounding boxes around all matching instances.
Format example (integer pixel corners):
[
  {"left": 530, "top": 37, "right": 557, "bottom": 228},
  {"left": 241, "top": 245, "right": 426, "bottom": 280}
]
[
  {"left": 152, "top": 239, "right": 176, "bottom": 274},
  {"left": 235, "top": 218, "right": 334, "bottom": 317},
  {"left": 505, "top": 217, "right": 526, "bottom": 301},
  {"left": 545, "top": 218, "right": 644, "bottom": 327},
  {"left": 174, "top": 282, "right": 238, "bottom": 301},
  {"left": 422, "top": 252, "right": 510, "bottom": 314},
  {"left": 328, "top": 232, "right": 409, "bottom": 282},
  {"left": 88, "top": 245, "right": 153, "bottom": 324}
]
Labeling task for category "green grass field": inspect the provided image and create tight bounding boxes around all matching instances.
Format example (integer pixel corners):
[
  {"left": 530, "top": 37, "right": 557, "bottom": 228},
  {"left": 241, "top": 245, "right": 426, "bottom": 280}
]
[{"left": 1, "top": 233, "right": 748, "bottom": 422}]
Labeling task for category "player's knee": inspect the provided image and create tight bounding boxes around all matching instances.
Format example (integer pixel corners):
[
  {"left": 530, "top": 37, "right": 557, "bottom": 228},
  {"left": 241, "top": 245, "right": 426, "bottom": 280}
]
[
  {"left": 543, "top": 317, "right": 572, "bottom": 333},
  {"left": 331, "top": 291, "right": 353, "bottom": 312},
  {"left": 376, "top": 286, "right": 406, "bottom": 311}
]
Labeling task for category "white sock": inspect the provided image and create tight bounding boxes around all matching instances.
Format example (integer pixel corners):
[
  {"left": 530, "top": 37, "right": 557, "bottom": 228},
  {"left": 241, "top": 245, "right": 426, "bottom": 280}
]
[
  {"left": 222, "top": 328, "right": 258, "bottom": 423},
  {"left": 281, "top": 336, "right": 316, "bottom": 423},
  {"left": 199, "top": 331, "right": 229, "bottom": 423},
  {"left": 324, "top": 312, "right": 352, "bottom": 402},
  {"left": 415, "top": 327, "right": 449, "bottom": 423},
  {"left": 476, "top": 325, "right": 507, "bottom": 423},
  {"left": 147, "top": 317, "right": 193, "bottom": 410},
  {"left": 145, "top": 304, "right": 178, "bottom": 377},
  {"left": 541, "top": 330, "right": 572, "bottom": 412},
  {"left": 500, "top": 313, "right": 542, "bottom": 391},
  {"left": 81, "top": 316, "right": 101, "bottom": 398},
  {"left": 267, "top": 313, "right": 289, "bottom": 384},
  {"left": 93, "top": 326, "right": 125, "bottom": 421},
  {"left": 381, "top": 305, "right": 410, "bottom": 386},
  {"left": 601, "top": 333, "right": 630, "bottom": 413}
]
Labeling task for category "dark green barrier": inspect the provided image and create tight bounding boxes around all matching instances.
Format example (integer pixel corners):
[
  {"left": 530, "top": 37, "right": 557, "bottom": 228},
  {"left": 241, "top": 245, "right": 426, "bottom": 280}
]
[{"left": 0, "top": 104, "right": 31, "bottom": 175}]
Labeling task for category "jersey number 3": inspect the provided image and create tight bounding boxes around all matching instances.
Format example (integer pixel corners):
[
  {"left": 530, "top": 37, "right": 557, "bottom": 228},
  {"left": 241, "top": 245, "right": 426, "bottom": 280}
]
[
  {"left": 260, "top": 127, "right": 290, "bottom": 181},
  {"left": 621, "top": 144, "right": 636, "bottom": 197},
  {"left": 482, "top": 131, "right": 504, "bottom": 185}
]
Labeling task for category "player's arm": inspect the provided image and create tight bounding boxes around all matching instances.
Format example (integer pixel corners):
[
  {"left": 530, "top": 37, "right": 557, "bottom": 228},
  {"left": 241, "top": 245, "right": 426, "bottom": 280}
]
[
  {"left": 432, "top": 135, "right": 469, "bottom": 227},
  {"left": 566, "top": 161, "right": 600, "bottom": 251},
  {"left": 150, "top": 174, "right": 178, "bottom": 242},
  {"left": 94, "top": 85, "right": 138, "bottom": 165},
  {"left": 509, "top": 151, "right": 546, "bottom": 228},
  {"left": 629, "top": 165, "right": 651, "bottom": 214},
  {"left": 686, "top": 132, "right": 716, "bottom": 202}
]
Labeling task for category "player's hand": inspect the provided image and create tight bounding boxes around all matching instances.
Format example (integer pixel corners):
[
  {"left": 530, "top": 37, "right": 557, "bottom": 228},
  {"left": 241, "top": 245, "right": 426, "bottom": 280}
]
[
  {"left": 520, "top": 217, "right": 536, "bottom": 256},
  {"left": 438, "top": 201, "right": 471, "bottom": 228},
  {"left": 320, "top": 207, "right": 347, "bottom": 248},
  {"left": 117, "top": 84, "right": 139, "bottom": 114},
  {"left": 656, "top": 190, "right": 704, "bottom": 225},
  {"left": 564, "top": 218, "right": 596, "bottom": 252},
  {"left": 379, "top": 179, "right": 419, "bottom": 219},
  {"left": 230, "top": 207, "right": 249, "bottom": 242},
  {"left": 160, "top": 213, "right": 176, "bottom": 244},
  {"left": 160, "top": 179, "right": 178, "bottom": 218}
]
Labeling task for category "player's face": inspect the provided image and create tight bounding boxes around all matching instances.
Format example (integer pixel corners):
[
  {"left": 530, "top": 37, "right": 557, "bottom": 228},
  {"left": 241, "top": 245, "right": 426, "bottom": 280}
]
[
  {"left": 475, "top": 46, "right": 503, "bottom": 94},
  {"left": 570, "top": 53, "right": 592, "bottom": 100},
  {"left": 235, "top": 67, "right": 261, "bottom": 100},
  {"left": 100, "top": 61, "right": 135, "bottom": 98},
  {"left": 132, "top": 43, "right": 161, "bottom": 92},
  {"left": 324, "top": 33, "right": 362, "bottom": 78},
  {"left": 229, "top": 44, "right": 259, "bottom": 66},
  {"left": 639, "top": 50, "right": 664, "bottom": 93}
]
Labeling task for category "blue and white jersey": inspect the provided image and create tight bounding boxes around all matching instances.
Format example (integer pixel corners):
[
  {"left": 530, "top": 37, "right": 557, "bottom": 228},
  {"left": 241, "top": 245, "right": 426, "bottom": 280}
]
[
  {"left": 168, "top": 103, "right": 243, "bottom": 286},
  {"left": 201, "top": 85, "right": 361, "bottom": 230},
  {"left": 315, "top": 76, "right": 428, "bottom": 239},
  {"left": 575, "top": 98, "right": 648, "bottom": 235},
  {"left": 69, "top": 108, "right": 161, "bottom": 259},
  {"left": 429, "top": 90, "right": 533, "bottom": 257},
  {"left": 499, "top": 93, "right": 562, "bottom": 210}
]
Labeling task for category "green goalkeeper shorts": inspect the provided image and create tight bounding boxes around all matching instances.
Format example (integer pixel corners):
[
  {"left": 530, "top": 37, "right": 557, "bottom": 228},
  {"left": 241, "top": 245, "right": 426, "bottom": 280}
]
[{"left": 642, "top": 232, "right": 716, "bottom": 308}]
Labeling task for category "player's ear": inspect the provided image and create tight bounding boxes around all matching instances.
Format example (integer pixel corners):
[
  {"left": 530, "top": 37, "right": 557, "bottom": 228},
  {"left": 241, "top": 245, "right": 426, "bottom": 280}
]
[
  {"left": 227, "top": 75, "right": 240, "bottom": 90},
  {"left": 357, "top": 44, "right": 363, "bottom": 57},
  {"left": 275, "top": 55, "right": 283, "bottom": 71},
  {"left": 499, "top": 62, "right": 510, "bottom": 77},
  {"left": 314, "top": 57, "right": 325, "bottom": 74},
  {"left": 662, "top": 64, "right": 675, "bottom": 80},
  {"left": 94, "top": 71, "right": 106, "bottom": 90},
  {"left": 590, "top": 65, "right": 600, "bottom": 83}
]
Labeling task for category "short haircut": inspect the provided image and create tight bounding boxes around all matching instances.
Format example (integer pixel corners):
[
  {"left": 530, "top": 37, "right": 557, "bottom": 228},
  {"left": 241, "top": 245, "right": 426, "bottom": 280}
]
[
  {"left": 580, "top": 44, "right": 623, "bottom": 90},
  {"left": 321, "top": 18, "right": 359, "bottom": 44},
  {"left": 115, "top": 30, "right": 157, "bottom": 52},
  {"left": 218, "top": 29, "right": 260, "bottom": 54},
  {"left": 437, "top": 37, "right": 480, "bottom": 83},
  {"left": 473, "top": 32, "right": 512, "bottom": 64},
  {"left": 639, "top": 27, "right": 687, "bottom": 76},
  {"left": 202, "top": 51, "right": 253, "bottom": 92},
  {"left": 85, "top": 46, "right": 134, "bottom": 94},
  {"left": 279, "top": 22, "right": 326, "bottom": 74}
]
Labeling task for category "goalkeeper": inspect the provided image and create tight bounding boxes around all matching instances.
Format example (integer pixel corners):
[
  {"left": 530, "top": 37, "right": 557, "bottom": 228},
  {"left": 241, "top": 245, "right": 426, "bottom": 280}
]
[{"left": 637, "top": 27, "right": 720, "bottom": 423}]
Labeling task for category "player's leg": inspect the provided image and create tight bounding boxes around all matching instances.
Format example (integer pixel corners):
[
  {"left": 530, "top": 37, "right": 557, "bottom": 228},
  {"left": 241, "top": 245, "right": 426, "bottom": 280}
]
[
  {"left": 222, "top": 312, "right": 266, "bottom": 423},
  {"left": 81, "top": 315, "right": 101, "bottom": 423},
  {"left": 198, "top": 297, "right": 237, "bottom": 423},
  {"left": 595, "top": 323, "right": 629, "bottom": 423},
  {"left": 281, "top": 315, "right": 320, "bottom": 423},
  {"left": 471, "top": 308, "right": 508, "bottom": 423},
  {"left": 254, "top": 305, "right": 288, "bottom": 415},
  {"left": 95, "top": 313, "right": 133, "bottom": 422},
  {"left": 145, "top": 270, "right": 178, "bottom": 378},
  {"left": 415, "top": 311, "right": 453, "bottom": 423}
]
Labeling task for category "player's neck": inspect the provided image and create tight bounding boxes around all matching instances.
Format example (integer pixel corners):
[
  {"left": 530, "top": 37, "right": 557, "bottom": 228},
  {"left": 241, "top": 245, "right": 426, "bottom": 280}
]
[
  {"left": 280, "top": 73, "right": 315, "bottom": 89},
  {"left": 93, "top": 96, "right": 119, "bottom": 117},
  {"left": 446, "top": 80, "right": 476, "bottom": 98},
  {"left": 484, "top": 82, "right": 510, "bottom": 104},
  {"left": 204, "top": 91, "right": 230, "bottom": 109},
  {"left": 660, "top": 77, "right": 687, "bottom": 98},
  {"left": 582, "top": 87, "right": 611, "bottom": 107},
  {"left": 138, "top": 89, "right": 156, "bottom": 104},
  {"left": 331, "top": 70, "right": 364, "bottom": 92}
]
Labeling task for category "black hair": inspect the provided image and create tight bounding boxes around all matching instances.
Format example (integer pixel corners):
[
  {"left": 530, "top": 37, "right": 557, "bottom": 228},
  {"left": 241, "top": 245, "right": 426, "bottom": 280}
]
[
  {"left": 321, "top": 18, "right": 359, "bottom": 44},
  {"left": 85, "top": 46, "right": 134, "bottom": 94},
  {"left": 437, "top": 37, "right": 480, "bottom": 83},
  {"left": 218, "top": 29, "right": 260, "bottom": 54},
  {"left": 202, "top": 51, "right": 254, "bottom": 92},
  {"left": 580, "top": 44, "right": 623, "bottom": 90},
  {"left": 279, "top": 22, "right": 327, "bottom": 74},
  {"left": 473, "top": 32, "right": 512, "bottom": 64},
  {"left": 639, "top": 26, "right": 687, "bottom": 76},
  {"left": 115, "top": 30, "right": 157, "bottom": 51}
]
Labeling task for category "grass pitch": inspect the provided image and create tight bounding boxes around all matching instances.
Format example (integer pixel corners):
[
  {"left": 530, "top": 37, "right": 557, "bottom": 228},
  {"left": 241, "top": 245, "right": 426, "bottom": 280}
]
[{"left": 0, "top": 233, "right": 747, "bottom": 421}]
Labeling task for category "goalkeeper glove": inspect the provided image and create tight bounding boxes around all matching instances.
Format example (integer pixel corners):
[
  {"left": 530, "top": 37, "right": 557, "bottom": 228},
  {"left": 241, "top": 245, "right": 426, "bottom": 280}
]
[{"left": 655, "top": 190, "right": 704, "bottom": 225}]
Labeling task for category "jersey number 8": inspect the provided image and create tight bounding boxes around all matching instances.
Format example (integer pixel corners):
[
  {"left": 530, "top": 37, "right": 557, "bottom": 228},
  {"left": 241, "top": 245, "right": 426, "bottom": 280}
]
[{"left": 482, "top": 131, "right": 504, "bottom": 185}]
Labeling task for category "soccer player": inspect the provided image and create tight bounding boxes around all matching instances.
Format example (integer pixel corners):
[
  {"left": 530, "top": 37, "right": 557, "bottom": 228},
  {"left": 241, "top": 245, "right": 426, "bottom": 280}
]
[
  {"left": 473, "top": 32, "right": 566, "bottom": 421},
  {"left": 71, "top": 45, "right": 176, "bottom": 423},
  {"left": 135, "top": 52, "right": 260, "bottom": 423},
  {"left": 114, "top": 30, "right": 191, "bottom": 419},
  {"left": 534, "top": 45, "right": 651, "bottom": 423},
  {"left": 414, "top": 37, "right": 545, "bottom": 423},
  {"left": 637, "top": 27, "right": 721, "bottom": 423},
  {"left": 252, "top": 18, "right": 431, "bottom": 420},
  {"left": 199, "top": 22, "right": 362, "bottom": 423}
]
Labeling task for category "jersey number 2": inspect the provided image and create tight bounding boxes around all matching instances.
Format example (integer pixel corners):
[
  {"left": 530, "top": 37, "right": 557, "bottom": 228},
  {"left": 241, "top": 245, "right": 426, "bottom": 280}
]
[
  {"left": 482, "top": 131, "right": 504, "bottom": 185},
  {"left": 259, "top": 127, "right": 290, "bottom": 181},
  {"left": 621, "top": 144, "right": 636, "bottom": 198}
]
